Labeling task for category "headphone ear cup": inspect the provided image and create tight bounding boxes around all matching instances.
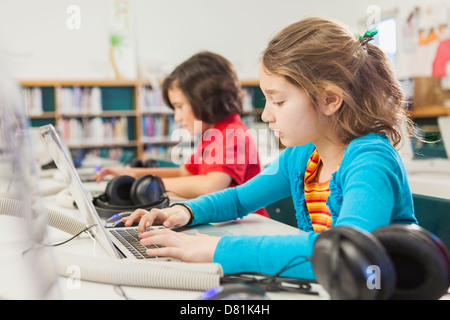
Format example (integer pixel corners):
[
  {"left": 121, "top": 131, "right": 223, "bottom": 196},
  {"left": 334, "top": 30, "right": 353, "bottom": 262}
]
[
  {"left": 130, "top": 174, "right": 165, "bottom": 205},
  {"left": 312, "top": 226, "right": 396, "bottom": 300},
  {"left": 128, "top": 158, "right": 144, "bottom": 167},
  {"left": 104, "top": 175, "right": 136, "bottom": 206},
  {"left": 372, "top": 224, "right": 450, "bottom": 300},
  {"left": 144, "top": 159, "right": 158, "bottom": 168},
  {"left": 93, "top": 174, "right": 169, "bottom": 220}
]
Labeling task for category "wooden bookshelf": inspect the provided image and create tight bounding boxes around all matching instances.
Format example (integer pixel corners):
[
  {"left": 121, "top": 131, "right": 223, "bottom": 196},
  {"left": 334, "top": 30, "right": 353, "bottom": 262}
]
[
  {"left": 20, "top": 78, "right": 264, "bottom": 162},
  {"left": 240, "top": 79, "right": 260, "bottom": 86},
  {"left": 408, "top": 105, "right": 450, "bottom": 118},
  {"left": 20, "top": 79, "right": 144, "bottom": 87}
]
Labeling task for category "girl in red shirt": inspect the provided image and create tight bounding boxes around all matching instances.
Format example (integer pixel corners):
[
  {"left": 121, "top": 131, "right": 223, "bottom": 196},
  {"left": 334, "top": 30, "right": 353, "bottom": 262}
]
[{"left": 94, "top": 52, "right": 267, "bottom": 216}]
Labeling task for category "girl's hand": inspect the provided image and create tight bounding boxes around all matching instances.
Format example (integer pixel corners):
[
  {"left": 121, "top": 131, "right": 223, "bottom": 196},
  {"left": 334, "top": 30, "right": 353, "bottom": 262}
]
[
  {"left": 93, "top": 166, "right": 128, "bottom": 182},
  {"left": 139, "top": 228, "right": 221, "bottom": 262},
  {"left": 123, "top": 206, "right": 192, "bottom": 233}
]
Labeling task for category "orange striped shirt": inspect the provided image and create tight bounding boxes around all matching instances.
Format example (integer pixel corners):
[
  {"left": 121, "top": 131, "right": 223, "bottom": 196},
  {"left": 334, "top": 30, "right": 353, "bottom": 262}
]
[{"left": 304, "top": 149, "right": 332, "bottom": 233}]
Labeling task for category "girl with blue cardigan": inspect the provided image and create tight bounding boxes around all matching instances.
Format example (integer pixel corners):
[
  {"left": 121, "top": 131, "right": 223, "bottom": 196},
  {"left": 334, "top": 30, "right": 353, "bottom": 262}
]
[{"left": 124, "top": 17, "right": 417, "bottom": 280}]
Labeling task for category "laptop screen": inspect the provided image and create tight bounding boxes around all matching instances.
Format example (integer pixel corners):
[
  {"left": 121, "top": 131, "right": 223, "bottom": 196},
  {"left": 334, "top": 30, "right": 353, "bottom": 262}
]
[{"left": 39, "top": 124, "right": 121, "bottom": 259}]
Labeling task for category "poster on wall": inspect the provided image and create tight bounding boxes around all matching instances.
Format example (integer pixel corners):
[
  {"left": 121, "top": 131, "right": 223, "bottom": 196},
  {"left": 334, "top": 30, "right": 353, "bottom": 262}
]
[
  {"left": 108, "top": 0, "right": 137, "bottom": 79},
  {"left": 399, "top": 1, "right": 450, "bottom": 78}
]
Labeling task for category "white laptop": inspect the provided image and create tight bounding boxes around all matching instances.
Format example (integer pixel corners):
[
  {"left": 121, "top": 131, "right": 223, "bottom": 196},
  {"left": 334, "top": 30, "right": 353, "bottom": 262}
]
[{"left": 38, "top": 124, "right": 228, "bottom": 261}]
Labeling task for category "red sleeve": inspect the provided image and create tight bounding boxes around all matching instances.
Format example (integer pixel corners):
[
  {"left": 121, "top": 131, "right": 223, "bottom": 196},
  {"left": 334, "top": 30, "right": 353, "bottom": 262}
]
[
  {"left": 184, "top": 153, "right": 198, "bottom": 175},
  {"left": 200, "top": 127, "right": 258, "bottom": 186}
]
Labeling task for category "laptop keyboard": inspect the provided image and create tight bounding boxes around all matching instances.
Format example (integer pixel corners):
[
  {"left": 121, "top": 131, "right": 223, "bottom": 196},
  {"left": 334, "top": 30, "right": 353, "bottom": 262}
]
[{"left": 109, "top": 227, "right": 165, "bottom": 259}]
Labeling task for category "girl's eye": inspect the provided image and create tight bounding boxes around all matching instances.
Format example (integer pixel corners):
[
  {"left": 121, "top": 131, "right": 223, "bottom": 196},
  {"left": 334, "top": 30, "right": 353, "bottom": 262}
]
[{"left": 273, "top": 101, "right": 284, "bottom": 107}]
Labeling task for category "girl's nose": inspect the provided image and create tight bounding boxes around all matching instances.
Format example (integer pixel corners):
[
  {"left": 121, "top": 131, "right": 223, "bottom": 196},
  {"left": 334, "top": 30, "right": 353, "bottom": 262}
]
[
  {"left": 174, "top": 109, "right": 182, "bottom": 122},
  {"left": 261, "top": 103, "right": 273, "bottom": 123}
]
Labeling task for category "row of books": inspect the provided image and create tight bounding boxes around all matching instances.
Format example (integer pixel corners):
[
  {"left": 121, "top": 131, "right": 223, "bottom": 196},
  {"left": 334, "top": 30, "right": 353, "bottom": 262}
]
[
  {"left": 142, "top": 144, "right": 192, "bottom": 164},
  {"left": 57, "top": 87, "right": 103, "bottom": 115},
  {"left": 57, "top": 117, "right": 129, "bottom": 146},
  {"left": 137, "top": 86, "right": 172, "bottom": 112},
  {"left": 22, "top": 87, "right": 44, "bottom": 116},
  {"left": 136, "top": 85, "right": 258, "bottom": 112},
  {"left": 82, "top": 148, "right": 128, "bottom": 162},
  {"left": 242, "top": 88, "right": 256, "bottom": 112},
  {"left": 23, "top": 85, "right": 258, "bottom": 117},
  {"left": 77, "top": 143, "right": 189, "bottom": 163},
  {"left": 143, "top": 145, "right": 175, "bottom": 162},
  {"left": 141, "top": 115, "right": 180, "bottom": 142}
]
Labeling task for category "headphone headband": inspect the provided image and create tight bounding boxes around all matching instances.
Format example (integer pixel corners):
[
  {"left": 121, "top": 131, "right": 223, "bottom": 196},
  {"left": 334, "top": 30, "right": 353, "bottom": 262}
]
[
  {"left": 312, "top": 224, "right": 450, "bottom": 300},
  {"left": 92, "top": 174, "right": 169, "bottom": 219}
]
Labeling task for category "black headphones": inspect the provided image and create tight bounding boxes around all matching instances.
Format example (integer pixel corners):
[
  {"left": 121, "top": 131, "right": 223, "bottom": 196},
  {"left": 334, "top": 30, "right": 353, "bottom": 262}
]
[
  {"left": 93, "top": 174, "right": 170, "bottom": 219},
  {"left": 128, "top": 157, "right": 158, "bottom": 168},
  {"left": 311, "top": 224, "right": 450, "bottom": 300}
]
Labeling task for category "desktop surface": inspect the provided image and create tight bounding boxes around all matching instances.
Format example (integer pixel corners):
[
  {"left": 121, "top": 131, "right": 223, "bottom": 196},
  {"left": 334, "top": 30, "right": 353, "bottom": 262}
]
[
  {"left": 2, "top": 178, "right": 449, "bottom": 301},
  {"left": 45, "top": 212, "right": 326, "bottom": 300}
]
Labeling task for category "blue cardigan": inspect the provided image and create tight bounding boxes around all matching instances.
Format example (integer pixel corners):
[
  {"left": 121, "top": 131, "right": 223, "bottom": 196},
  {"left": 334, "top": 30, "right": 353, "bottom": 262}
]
[{"left": 183, "top": 133, "right": 417, "bottom": 280}]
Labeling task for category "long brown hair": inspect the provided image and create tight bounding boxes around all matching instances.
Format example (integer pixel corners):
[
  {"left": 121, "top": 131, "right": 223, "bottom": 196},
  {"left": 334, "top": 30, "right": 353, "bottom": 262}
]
[{"left": 262, "top": 17, "right": 411, "bottom": 147}]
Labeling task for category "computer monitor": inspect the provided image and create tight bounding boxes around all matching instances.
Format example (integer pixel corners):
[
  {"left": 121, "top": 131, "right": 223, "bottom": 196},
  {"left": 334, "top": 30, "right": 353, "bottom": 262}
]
[
  {"left": 39, "top": 124, "right": 121, "bottom": 259},
  {"left": 0, "top": 52, "right": 59, "bottom": 299}
]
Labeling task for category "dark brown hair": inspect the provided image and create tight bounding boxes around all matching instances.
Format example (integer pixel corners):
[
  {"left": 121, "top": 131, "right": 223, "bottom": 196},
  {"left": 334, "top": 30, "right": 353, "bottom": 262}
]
[
  {"left": 162, "top": 51, "right": 243, "bottom": 124},
  {"left": 261, "top": 17, "right": 411, "bottom": 147}
]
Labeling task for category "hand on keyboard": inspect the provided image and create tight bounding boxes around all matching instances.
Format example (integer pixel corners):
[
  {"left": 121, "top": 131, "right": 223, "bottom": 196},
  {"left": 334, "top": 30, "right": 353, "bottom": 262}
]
[
  {"left": 123, "top": 205, "right": 192, "bottom": 234},
  {"left": 139, "top": 227, "right": 221, "bottom": 263}
]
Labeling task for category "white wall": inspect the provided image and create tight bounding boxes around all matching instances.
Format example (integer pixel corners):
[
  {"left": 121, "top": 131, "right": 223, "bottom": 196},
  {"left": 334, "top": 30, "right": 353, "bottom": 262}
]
[
  {"left": 0, "top": 0, "right": 111, "bottom": 79},
  {"left": 0, "top": 0, "right": 412, "bottom": 80},
  {"left": 134, "top": 0, "right": 392, "bottom": 79}
]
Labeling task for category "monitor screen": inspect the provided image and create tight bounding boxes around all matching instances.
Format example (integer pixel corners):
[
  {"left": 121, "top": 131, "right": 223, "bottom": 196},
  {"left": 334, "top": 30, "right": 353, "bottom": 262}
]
[{"left": 39, "top": 124, "right": 121, "bottom": 259}]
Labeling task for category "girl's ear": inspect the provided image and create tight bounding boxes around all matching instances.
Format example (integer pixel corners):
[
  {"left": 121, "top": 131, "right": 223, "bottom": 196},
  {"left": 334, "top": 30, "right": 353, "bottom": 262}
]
[{"left": 321, "top": 88, "right": 343, "bottom": 116}]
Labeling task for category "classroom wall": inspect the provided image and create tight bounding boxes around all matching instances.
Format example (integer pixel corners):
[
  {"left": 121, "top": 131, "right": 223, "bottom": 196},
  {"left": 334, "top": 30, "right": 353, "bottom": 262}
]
[
  {"left": 0, "top": 0, "right": 438, "bottom": 81},
  {"left": 134, "top": 0, "right": 399, "bottom": 79}
]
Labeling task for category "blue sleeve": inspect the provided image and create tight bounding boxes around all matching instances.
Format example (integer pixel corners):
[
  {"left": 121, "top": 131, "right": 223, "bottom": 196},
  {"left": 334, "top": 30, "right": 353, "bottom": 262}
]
[
  {"left": 332, "top": 140, "right": 417, "bottom": 231},
  {"left": 213, "top": 137, "right": 416, "bottom": 280},
  {"left": 183, "top": 148, "right": 292, "bottom": 225},
  {"left": 214, "top": 232, "right": 319, "bottom": 280},
  {"left": 187, "top": 146, "right": 320, "bottom": 280}
]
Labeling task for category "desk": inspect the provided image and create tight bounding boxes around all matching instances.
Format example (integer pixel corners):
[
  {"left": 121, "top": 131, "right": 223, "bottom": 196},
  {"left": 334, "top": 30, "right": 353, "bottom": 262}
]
[
  {"left": 2, "top": 182, "right": 448, "bottom": 301},
  {"left": 404, "top": 159, "right": 450, "bottom": 199},
  {"left": 0, "top": 186, "right": 327, "bottom": 300},
  {"left": 47, "top": 213, "right": 327, "bottom": 300}
]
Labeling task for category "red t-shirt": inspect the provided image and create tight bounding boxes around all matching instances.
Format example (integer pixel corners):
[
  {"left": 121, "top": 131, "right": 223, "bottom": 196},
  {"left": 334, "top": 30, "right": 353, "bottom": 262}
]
[{"left": 184, "top": 113, "right": 268, "bottom": 217}]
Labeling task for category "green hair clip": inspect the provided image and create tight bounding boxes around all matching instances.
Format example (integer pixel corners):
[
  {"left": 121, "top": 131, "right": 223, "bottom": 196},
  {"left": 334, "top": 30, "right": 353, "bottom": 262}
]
[{"left": 356, "top": 27, "right": 378, "bottom": 45}]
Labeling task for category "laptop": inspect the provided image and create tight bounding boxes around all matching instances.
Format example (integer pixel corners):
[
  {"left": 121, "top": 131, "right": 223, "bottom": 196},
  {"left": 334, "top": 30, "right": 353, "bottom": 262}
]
[{"left": 38, "top": 124, "right": 229, "bottom": 261}]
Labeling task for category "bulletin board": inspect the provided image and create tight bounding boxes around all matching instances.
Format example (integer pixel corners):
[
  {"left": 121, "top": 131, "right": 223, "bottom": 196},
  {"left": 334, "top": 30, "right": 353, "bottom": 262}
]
[{"left": 398, "top": 2, "right": 450, "bottom": 78}]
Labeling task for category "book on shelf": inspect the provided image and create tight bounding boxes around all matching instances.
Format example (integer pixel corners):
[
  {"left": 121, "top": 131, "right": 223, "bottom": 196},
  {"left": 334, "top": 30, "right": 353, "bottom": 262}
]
[
  {"left": 57, "top": 86, "right": 103, "bottom": 115},
  {"left": 141, "top": 114, "right": 179, "bottom": 142},
  {"left": 82, "top": 148, "right": 127, "bottom": 162},
  {"left": 137, "top": 85, "right": 172, "bottom": 113},
  {"left": 142, "top": 144, "right": 189, "bottom": 164},
  {"left": 58, "top": 116, "right": 129, "bottom": 146},
  {"left": 242, "top": 87, "right": 254, "bottom": 113},
  {"left": 22, "top": 87, "right": 43, "bottom": 116}
]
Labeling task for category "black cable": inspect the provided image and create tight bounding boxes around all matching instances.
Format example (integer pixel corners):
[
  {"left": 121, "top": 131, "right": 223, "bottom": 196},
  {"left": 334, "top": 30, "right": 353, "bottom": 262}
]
[
  {"left": 221, "top": 256, "right": 318, "bottom": 295},
  {"left": 22, "top": 225, "right": 96, "bottom": 256},
  {"left": 50, "top": 225, "right": 96, "bottom": 246},
  {"left": 114, "top": 285, "right": 133, "bottom": 300}
]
